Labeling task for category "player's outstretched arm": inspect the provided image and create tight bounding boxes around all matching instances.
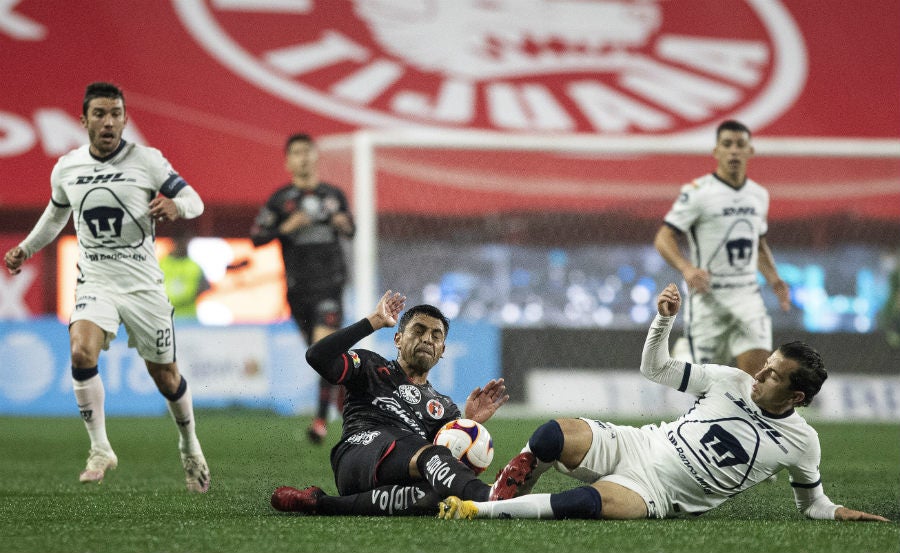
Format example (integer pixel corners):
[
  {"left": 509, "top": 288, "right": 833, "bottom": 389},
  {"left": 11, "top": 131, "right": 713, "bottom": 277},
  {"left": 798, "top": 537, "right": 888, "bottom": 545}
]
[
  {"left": 640, "top": 283, "right": 690, "bottom": 386},
  {"left": 366, "top": 290, "right": 405, "bottom": 331},
  {"left": 794, "top": 476, "right": 890, "bottom": 522},
  {"left": 7, "top": 201, "right": 72, "bottom": 271},
  {"left": 464, "top": 378, "right": 509, "bottom": 423},
  {"left": 833, "top": 506, "right": 890, "bottom": 522},
  {"left": 657, "top": 283, "right": 682, "bottom": 317}
]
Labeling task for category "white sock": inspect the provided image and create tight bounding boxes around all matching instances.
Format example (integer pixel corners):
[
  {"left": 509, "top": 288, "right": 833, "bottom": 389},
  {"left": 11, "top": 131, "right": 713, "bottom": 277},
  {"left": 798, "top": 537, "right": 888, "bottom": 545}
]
[
  {"left": 476, "top": 494, "right": 555, "bottom": 519},
  {"left": 166, "top": 381, "right": 202, "bottom": 455},
  {"left": 72, "top": 374, "right": 111, "bottom": 452}
]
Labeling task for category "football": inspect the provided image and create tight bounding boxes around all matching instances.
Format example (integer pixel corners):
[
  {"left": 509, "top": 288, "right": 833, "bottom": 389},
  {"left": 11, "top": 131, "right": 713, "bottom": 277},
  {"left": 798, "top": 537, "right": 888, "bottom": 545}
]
[{"left": 433, "top": 418, "right": 494, "bottom": 475}]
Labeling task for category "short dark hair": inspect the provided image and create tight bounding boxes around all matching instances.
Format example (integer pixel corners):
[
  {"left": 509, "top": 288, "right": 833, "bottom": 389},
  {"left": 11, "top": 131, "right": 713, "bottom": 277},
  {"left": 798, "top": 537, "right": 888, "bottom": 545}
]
[
  {"left": 398, "top": 305, "right": 450, "bottom": 337},
  {"left": 716, "top": 119, "right": 751, "bottom": 140},
  {"left": 285, "top": 133, "right": 315, "bottom": 153},
  {"left": 83, "top": 82, "right": 125, "bottom": 116},
  {"left": 778, "top": 341, "right": 827, "bottom": 407}
]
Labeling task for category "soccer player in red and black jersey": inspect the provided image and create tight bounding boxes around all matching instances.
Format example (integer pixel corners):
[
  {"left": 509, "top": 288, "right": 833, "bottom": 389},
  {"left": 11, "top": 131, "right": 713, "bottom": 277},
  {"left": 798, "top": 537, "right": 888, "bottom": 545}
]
[
  {"left": 270, "top": 290, "right": 509, "bottom": 515},
  {"left": 251, "top": 133, "right": 354, "bottom": 443}
]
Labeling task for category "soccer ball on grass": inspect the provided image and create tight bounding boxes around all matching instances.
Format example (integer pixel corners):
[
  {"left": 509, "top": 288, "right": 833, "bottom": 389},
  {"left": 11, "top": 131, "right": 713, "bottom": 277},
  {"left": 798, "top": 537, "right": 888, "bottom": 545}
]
[{"left": 433, "top": 418, "right": 494, "bottom": 475}]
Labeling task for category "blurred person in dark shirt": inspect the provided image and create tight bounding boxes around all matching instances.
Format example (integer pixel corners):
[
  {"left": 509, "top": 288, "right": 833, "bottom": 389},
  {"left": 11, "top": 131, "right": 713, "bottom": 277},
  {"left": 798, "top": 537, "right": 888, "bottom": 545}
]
[{"left": 251, "top": 133, "right": 354, "bottom": 443}]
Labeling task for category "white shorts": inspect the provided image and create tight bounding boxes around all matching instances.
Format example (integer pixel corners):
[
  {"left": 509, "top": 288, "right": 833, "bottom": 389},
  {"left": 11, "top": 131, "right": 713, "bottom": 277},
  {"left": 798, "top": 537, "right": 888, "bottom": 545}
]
[
  {"left": 553, "top": 419, "right": 673, "bottom": 519},
  {"left": 684, "top": 288, "right": 772, "bottom": 364},
  {"left": 70, "top": 286, "right": 176, "bottom": 364}
]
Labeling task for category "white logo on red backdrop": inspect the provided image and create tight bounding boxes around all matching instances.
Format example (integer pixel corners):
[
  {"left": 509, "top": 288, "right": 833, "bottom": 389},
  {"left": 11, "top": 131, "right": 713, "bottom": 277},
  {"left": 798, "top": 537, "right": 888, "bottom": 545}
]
[{"left": 175, "top": 0, "right": 806, "bottom": 135}]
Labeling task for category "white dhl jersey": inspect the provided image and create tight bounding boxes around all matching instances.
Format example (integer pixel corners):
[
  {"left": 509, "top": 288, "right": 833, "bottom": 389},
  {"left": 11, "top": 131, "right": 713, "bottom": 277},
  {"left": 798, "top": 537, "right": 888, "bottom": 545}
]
[
  {"left": 663, "top": 173, "right": 770, "bottom": 287},
  {"left": 647, "top": 362, "right": 822, "bottom": 515},
  {"left": 50, "top": 141, "right": 187, "bottom": 293}
]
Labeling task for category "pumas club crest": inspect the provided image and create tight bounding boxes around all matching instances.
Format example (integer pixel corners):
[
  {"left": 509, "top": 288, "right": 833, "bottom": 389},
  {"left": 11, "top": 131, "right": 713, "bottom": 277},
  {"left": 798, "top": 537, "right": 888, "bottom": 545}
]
[{"left": 175, "top": 0, "right": 806, "bottom": 135}]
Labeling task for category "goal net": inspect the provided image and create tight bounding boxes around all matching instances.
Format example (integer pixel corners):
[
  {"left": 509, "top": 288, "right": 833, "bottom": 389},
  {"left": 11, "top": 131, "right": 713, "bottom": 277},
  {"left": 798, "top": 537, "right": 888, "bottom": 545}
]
[{"left": 318, "top": 129, "right": 900, "bottom": 334}]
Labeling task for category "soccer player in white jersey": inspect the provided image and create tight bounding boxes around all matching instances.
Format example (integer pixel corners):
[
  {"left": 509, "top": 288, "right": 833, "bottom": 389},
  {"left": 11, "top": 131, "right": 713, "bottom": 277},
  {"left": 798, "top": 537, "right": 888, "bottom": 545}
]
[
  {"left": 654, "top": 120, "right": 791, "bottom": 376},
  {"left": 3, "top": 82, "right": 210, "bottom": 492},
  {"left": 438, "top": 284, "right": 888, "bottom": 522}
]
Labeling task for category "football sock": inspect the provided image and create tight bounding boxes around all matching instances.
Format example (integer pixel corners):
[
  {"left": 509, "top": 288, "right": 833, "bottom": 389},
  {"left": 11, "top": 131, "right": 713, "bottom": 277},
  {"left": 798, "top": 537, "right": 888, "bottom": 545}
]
[
  {"left": 164, "top": 377, "right": 202, "bottom": 455},
  {"left": 549, "top": 486, "right": 603, "bottom": 519},
  {"left": 72, "top": 366, "right": 99, "bottom": 381},
  {"left": 477, "top": 487, "right": 602, "bottom": 520},
  {"left": 315, "top": 379, "right": 331, "bottom": 419},
  {"left": 318, "top": 485, "right": 441, "bottom": 516},
  {"left": 416, "top": 445, "right": 490, "bottom": 501},
  {"left": 478, "top": 493, "right": 554, "bottom": 519},
  {"left": 72, "top": 367, "right": 111, "bottom": 451}
]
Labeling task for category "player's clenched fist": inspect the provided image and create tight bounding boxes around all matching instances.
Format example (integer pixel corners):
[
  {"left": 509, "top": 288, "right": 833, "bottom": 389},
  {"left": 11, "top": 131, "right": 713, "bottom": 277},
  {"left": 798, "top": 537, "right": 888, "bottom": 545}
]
[
  {"left": 657, "top": 283, "right": 682, "bottom": 317},
  {"left": 4, "top": 246, "right": 27, "bottom": 275}
]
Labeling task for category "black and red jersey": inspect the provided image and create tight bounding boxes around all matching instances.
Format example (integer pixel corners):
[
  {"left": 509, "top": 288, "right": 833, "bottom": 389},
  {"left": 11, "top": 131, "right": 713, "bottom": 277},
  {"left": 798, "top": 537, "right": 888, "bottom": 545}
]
[
  {"left": 307, "top": 319, "right": 461, "bottom": 443},
  {"left": 251, "top": 182, "right": 354, "bottom": 294}
]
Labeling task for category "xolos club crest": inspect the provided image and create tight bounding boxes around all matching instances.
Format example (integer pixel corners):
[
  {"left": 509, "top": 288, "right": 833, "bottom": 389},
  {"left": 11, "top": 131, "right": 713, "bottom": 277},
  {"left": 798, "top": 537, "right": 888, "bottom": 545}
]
[{"left": 175, "top": 0, "right": 806, "bottom": 136}]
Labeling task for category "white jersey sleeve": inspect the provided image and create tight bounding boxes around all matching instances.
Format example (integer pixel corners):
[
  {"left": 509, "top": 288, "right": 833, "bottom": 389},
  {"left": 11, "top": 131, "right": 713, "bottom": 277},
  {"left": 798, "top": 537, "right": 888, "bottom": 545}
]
[
  {"left": 19, "top": 201, "right": 72, "bottom": 258},
  {"left": 641, "top": 313, "right": 693, "bottom": 391},
  {"left": 171, "top": 185, "right": 204, "bottom": 219},
  {"left": 640, "top": 312, "right": 738, "bottom": 396},
  {"left": 786, "top": 434, "right": 842, "bottom": 519},
  {"left": 792, "top": 484, "right": 841, "bottom": 519},
  {"left": 662, "top": 179, "right": 705, "bottom": 234},
  {"left": 16, "top": 155, "right": 81, "bottom": 257}
]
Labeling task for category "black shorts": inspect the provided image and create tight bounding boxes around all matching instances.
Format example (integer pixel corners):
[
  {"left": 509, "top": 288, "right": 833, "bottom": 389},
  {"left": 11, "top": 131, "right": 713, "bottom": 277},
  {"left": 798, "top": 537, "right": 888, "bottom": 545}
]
[
  {"left": 286, "top": 286, "right": 343, "bottom": 343},
  {"left": 330, "top": 427, "right": 430, "bottom": 496}
]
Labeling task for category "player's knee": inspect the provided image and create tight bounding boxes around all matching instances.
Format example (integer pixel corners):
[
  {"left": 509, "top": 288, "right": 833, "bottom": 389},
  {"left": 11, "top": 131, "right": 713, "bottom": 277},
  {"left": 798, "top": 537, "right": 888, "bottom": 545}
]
[
  {"left": 147, "top": 363, "right": 183, "bottom": 398},
  {"left": 414, "top": 444, "right": 455, "bottom": 476},
  {"left": 70, "top": 345, "right": 99, "bottom": 369},
  {"left": 529, "top": 419, "right": 565, "bottom": 462}
]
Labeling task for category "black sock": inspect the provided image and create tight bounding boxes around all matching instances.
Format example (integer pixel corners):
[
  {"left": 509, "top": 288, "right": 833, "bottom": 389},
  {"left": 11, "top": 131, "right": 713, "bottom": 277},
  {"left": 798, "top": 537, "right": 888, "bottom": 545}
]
[
  {"left": 416, "top": 445, "right": 490, "bottom": 501},
  {"left": 161, "top": 375, "right": 187, "bottom": 401},
  {"left": 318, "top": 485, "right": 440, "bottom": 516},
  {"left": 316, "top": 379, "right": 330, "bottom": 419},
  {"left": 71, "top": 365, "right": 99, "bottom": 381},
  {"left": 549, "top": 486, "right": 603, "bottom": 519}
]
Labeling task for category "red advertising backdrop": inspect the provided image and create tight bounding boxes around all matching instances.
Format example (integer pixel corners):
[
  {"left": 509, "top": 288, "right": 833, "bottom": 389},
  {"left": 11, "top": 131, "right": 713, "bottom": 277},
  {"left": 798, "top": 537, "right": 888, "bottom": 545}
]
[
  {"left": 0, "top": 234, "right": 48, "bottom": 315},
  {"left": 1, "top": 0, "right": 898, "bottom": 215}
]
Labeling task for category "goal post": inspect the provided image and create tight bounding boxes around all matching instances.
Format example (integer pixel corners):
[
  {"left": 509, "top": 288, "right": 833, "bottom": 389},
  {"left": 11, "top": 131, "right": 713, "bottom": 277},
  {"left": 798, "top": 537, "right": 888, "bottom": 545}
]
[{"left": 317, "top": 129, "right": 900, "bottom": 326}]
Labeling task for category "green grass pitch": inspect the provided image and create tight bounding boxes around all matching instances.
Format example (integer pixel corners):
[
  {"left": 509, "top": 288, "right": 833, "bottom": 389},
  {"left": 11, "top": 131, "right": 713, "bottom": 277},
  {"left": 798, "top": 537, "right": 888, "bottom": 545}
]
[{"left": 0, "top": 412, "right": 897, "bottom": 553}]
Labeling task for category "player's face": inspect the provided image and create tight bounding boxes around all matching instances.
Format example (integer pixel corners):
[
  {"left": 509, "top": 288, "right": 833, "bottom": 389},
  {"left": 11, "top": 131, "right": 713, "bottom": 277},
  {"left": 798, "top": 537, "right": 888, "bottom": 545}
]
[
  {"left": 395, "top": 314, "right": 446, "bottom": 373},
  {"left": 285, "top": 140, "right": 318, "bottom": 183},
  {"left": 750, "top": 351, "right": 802, "bottom": 413},
  {"left": 81, "top": 97, "right": 127, "bottom": 158},
  {"left": 713, "top": 129, "right": 753, "bottom": 181}
]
